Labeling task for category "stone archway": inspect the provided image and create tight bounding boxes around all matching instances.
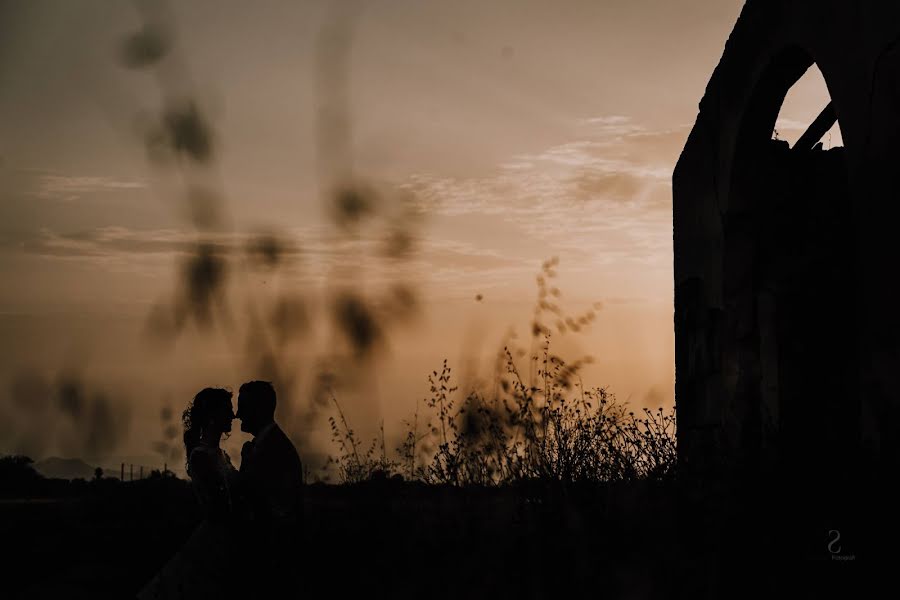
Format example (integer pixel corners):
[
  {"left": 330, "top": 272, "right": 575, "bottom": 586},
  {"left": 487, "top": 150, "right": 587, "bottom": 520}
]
[
  {"left": 674, "top": 0, "right": 900, "bottom": 479},
  {"left": 722, "top": 46, "right": 854, "bottom": 475}
]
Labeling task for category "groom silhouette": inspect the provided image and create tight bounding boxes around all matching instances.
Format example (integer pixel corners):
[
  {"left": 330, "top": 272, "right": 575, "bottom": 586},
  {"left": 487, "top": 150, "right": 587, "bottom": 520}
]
[
  {"left": 236, "top": 381, "right": 304, "bottom": 529},
  {"left": 235, "top": 381, "right": 304, "bottom": 595}
]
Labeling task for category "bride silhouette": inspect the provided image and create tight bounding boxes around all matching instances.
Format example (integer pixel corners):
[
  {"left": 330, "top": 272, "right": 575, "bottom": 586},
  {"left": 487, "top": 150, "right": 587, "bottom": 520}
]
[{"left": 138, "top": 388, "right": 242, "bottom": 599}]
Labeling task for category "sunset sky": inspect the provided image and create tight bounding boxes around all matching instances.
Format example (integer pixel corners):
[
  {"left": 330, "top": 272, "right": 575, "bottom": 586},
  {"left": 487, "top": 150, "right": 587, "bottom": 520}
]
[{"left": 0, "top": 0, "right": 840, "bottom": 473}]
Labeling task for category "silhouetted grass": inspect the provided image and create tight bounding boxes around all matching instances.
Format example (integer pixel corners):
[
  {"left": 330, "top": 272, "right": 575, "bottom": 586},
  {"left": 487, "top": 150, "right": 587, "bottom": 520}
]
[
  {"left": 328, "top": 349, "right": 675, "bottom": 486},
  {"left": 327, "top": 261, "right": 676, "bottom": 486}
]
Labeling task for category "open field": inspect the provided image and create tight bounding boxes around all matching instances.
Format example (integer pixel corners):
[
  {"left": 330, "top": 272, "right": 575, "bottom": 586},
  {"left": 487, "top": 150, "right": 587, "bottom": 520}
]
[{"left": 2, "top": 472, "right": 891, "bottom": 599}]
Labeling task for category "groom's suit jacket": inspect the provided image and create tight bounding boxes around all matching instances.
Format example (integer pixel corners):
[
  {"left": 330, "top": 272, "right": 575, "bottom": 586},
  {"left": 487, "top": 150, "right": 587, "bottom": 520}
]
[{"left": 239, "top": 422, "right": 304, "bottom": 528}]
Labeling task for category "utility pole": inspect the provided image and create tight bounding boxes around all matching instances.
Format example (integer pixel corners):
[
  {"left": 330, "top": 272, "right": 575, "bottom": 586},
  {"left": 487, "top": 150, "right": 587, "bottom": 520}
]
[
  {"left": 130, "top": 464, "right": 133, "bottom": 482},
  {"left": 120, "top": 463, "right": 124, "bottom": 481}
]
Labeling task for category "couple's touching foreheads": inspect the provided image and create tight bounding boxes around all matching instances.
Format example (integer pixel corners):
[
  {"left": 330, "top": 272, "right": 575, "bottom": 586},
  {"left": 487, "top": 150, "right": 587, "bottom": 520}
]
[{"left": 139, "top": 381, "right": 304, "bottom": 600}]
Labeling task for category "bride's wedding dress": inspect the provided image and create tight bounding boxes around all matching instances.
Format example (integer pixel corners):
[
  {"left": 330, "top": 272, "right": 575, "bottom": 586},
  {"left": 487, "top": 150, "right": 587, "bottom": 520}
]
[{"left": 137, "top": 443, "right": 239, "bottom": 599}]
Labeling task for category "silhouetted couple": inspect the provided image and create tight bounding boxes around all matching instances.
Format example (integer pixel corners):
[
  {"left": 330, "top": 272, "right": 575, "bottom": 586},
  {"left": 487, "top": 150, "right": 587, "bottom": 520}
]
[{"left": 138, "top": 381, "right": 304, "bottom": 600}]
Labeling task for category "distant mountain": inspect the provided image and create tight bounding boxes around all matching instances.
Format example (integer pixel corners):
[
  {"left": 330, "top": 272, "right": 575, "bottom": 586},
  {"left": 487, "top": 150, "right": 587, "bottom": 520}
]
[{"left": 34, "top": 457, "right": 98, "bottom": 480}]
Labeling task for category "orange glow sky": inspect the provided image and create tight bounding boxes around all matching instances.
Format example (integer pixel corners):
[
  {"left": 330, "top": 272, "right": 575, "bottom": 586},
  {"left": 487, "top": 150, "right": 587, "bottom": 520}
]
[{"left": 0, "top": 0, "right": 840, "bottom": 472}]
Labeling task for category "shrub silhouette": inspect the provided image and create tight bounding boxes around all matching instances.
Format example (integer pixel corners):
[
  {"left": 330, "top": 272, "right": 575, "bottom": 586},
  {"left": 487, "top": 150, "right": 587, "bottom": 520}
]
[
  {"left": 328, "top": 349, "right": 676, "bottom": 486},
  {"left": 327, "top": 261, "right": 676, "bottom": 486},
  {"left": 0, "top": 455, "right": 43, "bottom": 493}
]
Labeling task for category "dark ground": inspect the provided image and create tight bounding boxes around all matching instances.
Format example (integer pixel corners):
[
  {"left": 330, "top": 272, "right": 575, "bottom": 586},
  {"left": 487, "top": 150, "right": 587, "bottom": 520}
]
[{"left": 1, "top": 472, "right": 893, "bottom": 599}]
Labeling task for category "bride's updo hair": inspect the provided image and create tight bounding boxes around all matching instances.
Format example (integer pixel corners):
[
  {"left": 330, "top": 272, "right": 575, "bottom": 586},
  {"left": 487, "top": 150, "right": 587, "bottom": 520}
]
[{"left": 182, "top": 387, "right": 233, "bottom": 475}]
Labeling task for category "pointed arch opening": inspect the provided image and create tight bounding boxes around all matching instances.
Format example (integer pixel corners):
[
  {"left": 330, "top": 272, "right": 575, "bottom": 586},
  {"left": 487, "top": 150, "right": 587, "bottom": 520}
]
[
  {"left": 775, "top": 63, "right": 844, "bottom": 149},
  {"left": 724, "top": 46, "right": 854, "bottom": 473}
]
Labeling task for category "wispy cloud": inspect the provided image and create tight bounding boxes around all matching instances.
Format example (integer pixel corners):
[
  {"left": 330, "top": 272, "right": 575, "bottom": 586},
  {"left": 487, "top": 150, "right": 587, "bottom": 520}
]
[
  {"left": 774, "top": 117, "right": 809, "bottom": 131},
  {"left": 403, "top": 117, "right": 683, "bottom": 271},
  {"left": 17, "top": 224, "right": 534, "bottom": 298},
  {"left": 31, "top": 174, "right": 145, "bottom": 201},
  {"left": 576, "top": 115, "right": 646, "bottom": 137},
  {"left": 13, "top": 117, "right": 681, "bottom": 302},
  {"left": 23, "top": 227, "right": 202, "bottom": 258}
]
